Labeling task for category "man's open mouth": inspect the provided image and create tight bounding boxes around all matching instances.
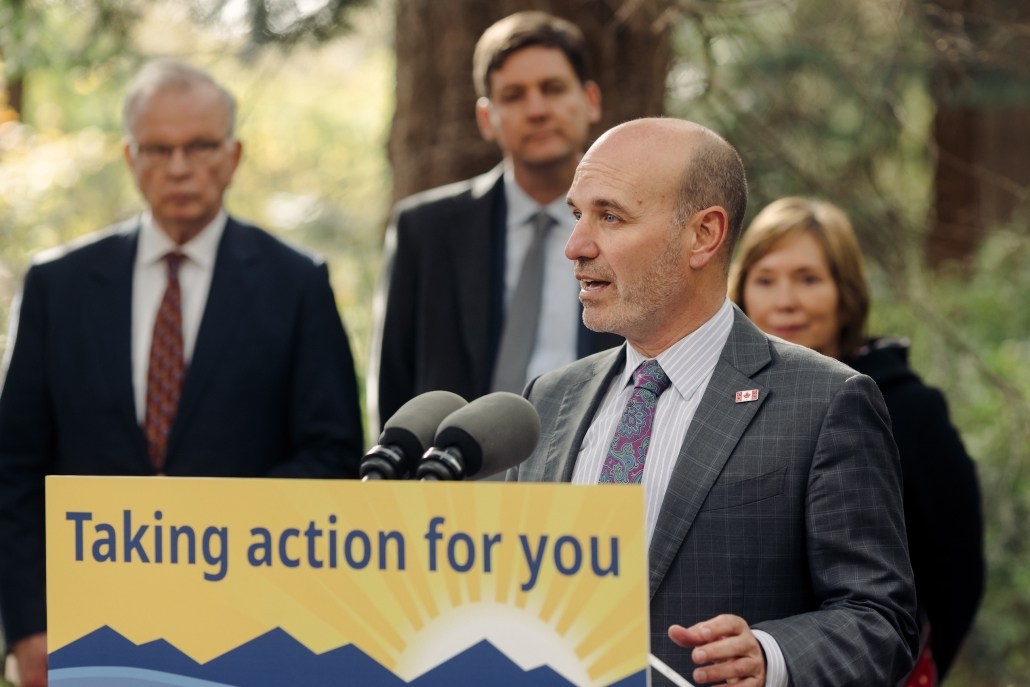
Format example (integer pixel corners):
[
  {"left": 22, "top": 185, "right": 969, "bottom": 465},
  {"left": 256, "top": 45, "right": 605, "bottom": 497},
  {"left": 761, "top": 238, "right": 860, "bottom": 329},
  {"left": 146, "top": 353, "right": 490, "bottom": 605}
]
[{"left": 579, "top": 278, "right": 610, "bottom": 291}]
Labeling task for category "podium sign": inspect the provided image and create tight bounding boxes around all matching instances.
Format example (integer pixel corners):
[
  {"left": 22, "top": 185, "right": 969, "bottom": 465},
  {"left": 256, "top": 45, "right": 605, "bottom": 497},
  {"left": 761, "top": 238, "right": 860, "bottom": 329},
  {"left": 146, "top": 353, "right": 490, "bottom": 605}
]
[{"left": 46, "top": 476, "right": 648, "bottom": 687}]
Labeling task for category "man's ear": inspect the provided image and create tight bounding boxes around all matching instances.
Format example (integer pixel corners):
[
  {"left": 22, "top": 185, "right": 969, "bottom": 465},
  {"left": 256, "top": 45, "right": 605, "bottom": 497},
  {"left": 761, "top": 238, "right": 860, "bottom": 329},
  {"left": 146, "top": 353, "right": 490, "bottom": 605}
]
[
  {"left": 584, "top": 80, "right": 602, "bottom": 125},
  {"left": 224, "top": 139, "right": 244, "bottom": 181},
  {"left": 123, "top": 141, "right": 138, "bottom": 180},
  {"left": 689, "top": 207, "right": 729, "bottom": 271},
  {"left": 476, "top": 97, "right": 497, "bottom": 143}
]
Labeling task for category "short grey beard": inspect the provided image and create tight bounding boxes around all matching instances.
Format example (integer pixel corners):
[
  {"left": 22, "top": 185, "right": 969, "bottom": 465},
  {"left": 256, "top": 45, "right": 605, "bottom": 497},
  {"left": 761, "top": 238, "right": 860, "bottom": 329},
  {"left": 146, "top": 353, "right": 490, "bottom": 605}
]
[{"left": 581, "top": 229, "right": 685, "bottom": 338}]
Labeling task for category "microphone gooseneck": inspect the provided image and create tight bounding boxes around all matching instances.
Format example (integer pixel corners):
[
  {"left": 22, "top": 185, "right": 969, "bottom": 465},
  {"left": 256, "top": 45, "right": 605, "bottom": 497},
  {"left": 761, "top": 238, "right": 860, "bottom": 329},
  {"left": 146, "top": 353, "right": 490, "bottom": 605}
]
[
  {"left": 418, "top": 446, "right": 467, "bottom": 481},
  {"left": 360, "top": 391, "right": 468, "bottom": 480},
  {"left": 416, "top": 392, "right": 541, "bottom": 481}
]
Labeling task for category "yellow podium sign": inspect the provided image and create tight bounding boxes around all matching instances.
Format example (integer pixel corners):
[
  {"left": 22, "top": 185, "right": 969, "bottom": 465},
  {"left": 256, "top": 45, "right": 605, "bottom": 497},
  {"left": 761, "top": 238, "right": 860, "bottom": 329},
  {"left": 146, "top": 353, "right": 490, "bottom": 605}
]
[{"left": 46, "top": 476, "right": 648, "bottom": 687}]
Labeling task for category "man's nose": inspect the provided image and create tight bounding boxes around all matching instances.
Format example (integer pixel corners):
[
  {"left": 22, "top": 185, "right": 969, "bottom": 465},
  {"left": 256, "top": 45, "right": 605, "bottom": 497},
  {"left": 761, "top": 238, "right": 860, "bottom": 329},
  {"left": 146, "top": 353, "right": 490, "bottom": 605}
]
[
  {"left": 166, "top": 147, "right": 192, "bottom": 176},
  {"left": 565, "top": 218, "right": 598, "bottom": 262},
  {"left": 525, "top": 87, "right": 551, "bottom": 119}
]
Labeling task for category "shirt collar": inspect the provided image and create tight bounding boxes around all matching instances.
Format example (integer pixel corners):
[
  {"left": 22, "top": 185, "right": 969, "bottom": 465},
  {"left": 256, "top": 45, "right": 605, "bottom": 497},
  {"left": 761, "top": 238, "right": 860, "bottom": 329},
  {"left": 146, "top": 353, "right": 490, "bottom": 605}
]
[
  {"left": 503, "top": 166, "right": 575, "bottom": 231},
  {"left": 137, "top": 209, "right": 228, "bottom": 270},
  {"left": 622, "top": 297, "right": 735, "bottom": 401}
]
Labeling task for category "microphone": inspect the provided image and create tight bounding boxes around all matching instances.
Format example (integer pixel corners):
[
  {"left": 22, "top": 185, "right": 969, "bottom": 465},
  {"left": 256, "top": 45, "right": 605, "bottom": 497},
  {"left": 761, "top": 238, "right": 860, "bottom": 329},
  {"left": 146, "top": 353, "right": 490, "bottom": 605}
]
[
  {"left": 416, "top": 392, "right": 541, "bottom": 481},
  {"left": 360, "top": 391, "right": 468, "bottom": 480}
]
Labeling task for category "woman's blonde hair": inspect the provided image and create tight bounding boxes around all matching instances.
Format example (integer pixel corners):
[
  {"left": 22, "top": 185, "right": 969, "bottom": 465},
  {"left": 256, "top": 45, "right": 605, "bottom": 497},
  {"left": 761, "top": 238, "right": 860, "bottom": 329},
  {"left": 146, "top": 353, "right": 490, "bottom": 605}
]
[{"left": 728, "top": 197, "right": 869, "bottom": 359}]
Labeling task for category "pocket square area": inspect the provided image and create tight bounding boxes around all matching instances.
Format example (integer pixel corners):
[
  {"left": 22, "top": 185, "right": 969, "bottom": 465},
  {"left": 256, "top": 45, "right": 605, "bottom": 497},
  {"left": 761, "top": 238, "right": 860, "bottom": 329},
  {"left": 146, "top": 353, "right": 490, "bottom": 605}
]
[{"left": 700, "top": 467, "right": 787, "bottom": 511}]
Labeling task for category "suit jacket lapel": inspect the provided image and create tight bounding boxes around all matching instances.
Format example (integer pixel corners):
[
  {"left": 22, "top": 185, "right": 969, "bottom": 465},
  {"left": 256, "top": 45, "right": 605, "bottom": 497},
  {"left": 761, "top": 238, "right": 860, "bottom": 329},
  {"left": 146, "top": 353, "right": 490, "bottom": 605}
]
[
  {"left": 167, "top": 218, "right": 258, "bottom": 456},
  {"left": 448, "top": 165, "right": 504, "bottom": 396},
  {"left": 86, "top": 220, "right": 149, "bottom": 461},
  {"left": 647, "top": 308, "right": 773, "bottom": 597},
  {"left": 541, "top": 345, "right": 626, "bottom": 482}
]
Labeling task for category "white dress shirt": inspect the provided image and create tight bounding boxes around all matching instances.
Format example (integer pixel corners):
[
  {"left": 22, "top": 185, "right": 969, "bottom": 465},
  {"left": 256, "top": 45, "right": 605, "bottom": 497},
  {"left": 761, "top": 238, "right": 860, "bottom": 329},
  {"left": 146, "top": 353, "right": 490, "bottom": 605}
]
[
  {"left": 570, "top": 297, "right": 787, "bottom": 687},
  {"left": 503, "top": 167, "right": 580, "bottom": 386},
  {"left": 131, "top": 209, "right": 227, "bottom": 423}
]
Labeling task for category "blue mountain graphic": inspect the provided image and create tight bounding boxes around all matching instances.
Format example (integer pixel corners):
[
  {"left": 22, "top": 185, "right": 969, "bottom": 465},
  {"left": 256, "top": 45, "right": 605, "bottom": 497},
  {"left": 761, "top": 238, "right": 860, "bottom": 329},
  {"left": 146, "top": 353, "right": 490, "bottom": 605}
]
[
  {"left": 409, "top": 641, "right": 571, "bottom": 687},
  {"left": 201, "top": 628, "right": 402, "bottom": 687},
  {"left": 49, "top": 626, "right": 646, "bottom": 687},
  {"left": 49, "top": 626, "right": 200, "bottom": 676}
]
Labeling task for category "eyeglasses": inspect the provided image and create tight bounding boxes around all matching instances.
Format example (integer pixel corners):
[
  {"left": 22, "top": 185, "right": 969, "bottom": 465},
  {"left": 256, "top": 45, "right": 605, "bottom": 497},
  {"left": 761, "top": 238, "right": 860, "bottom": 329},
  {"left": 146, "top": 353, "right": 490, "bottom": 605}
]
[{"left": 130, "top": 138, "right": 229, "bottom": 168}]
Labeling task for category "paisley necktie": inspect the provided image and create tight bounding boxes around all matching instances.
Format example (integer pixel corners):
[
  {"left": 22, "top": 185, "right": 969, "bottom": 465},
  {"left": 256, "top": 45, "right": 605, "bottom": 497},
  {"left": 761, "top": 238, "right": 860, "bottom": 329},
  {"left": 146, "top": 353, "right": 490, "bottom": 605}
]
[{"left": 599, "top": 359, "right": 671, "bottom": 484}]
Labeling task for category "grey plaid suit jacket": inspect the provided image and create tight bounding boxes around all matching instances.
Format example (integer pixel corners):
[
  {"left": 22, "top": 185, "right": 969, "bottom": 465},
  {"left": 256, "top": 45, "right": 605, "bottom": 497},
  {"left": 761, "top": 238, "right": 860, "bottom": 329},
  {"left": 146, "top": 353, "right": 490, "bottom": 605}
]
[{"left": 507, "top": 306, "right": 919, "bottom": 686}]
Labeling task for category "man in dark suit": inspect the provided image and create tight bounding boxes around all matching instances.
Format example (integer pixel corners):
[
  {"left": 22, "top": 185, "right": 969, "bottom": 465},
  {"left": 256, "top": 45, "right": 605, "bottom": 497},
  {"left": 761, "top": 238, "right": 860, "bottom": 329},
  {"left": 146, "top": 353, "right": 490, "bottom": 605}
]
[
  {"left": 508, "top": 118, "right": 919, "bottom": 686},
  {"left": 368, "top": 12, "right": 621, "bottom": 434},
  {"left": 0, "top": 60, "right": 363, "bottom": 686}
]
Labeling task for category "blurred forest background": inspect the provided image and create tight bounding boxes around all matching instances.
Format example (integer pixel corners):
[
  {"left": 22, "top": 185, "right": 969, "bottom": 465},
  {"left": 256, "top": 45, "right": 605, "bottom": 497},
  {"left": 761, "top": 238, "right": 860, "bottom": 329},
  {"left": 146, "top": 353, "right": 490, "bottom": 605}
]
[{"left": 1, "top": 0, "right": 1029, "bottom": 684}]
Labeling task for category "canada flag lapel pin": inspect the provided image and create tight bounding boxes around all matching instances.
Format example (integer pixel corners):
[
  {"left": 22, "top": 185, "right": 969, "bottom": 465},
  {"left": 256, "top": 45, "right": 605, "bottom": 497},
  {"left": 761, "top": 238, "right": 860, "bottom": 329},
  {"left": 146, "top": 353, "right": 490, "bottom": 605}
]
[{"left": 735, "top": 389, "right": 760, "bottom": 403}]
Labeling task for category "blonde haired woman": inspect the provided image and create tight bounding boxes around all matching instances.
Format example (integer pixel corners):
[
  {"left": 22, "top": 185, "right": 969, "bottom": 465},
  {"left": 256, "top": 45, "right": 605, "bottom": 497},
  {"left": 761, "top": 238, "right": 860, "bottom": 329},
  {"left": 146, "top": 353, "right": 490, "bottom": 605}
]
[{"left": 730, "top": 197, "right": 984, "bottom": 685}]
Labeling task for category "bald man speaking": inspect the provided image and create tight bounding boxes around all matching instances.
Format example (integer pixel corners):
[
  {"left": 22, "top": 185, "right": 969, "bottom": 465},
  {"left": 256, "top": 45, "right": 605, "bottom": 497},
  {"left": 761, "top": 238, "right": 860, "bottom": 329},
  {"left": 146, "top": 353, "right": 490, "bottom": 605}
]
[{"left": 507, "top": 119, "right": 918, "bottom": 686}]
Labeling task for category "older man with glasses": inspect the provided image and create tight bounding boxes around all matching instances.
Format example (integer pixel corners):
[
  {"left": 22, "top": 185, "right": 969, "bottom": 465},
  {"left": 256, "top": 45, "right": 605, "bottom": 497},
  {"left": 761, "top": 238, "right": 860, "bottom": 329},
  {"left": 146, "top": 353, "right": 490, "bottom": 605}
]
[{"left": 0, "top": 60, "right": 364, "bottom": 687}]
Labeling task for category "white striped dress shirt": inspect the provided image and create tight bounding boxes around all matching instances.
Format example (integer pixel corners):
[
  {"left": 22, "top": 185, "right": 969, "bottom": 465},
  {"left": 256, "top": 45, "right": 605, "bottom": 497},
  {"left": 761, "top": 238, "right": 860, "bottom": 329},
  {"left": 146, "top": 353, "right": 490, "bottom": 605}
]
[
  {"left": 570, "top": 297, "right": 787, "bottom": 687},
  {"left": 571, "top": 297, "right": 734, "bottom": 544}
]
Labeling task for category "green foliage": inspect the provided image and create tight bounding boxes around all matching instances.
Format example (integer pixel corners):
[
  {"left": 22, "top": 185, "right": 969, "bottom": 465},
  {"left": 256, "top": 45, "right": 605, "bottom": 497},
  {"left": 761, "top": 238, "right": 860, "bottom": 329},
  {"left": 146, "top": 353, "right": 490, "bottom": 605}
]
[
  {"left": 0, "top": 123, "right": 137, "bottom": 321},
  {"left": 206, "top": 0, "right": 374, "bottom": 52},
  {"left": 667, "top": 0, "right": 936, "bottom": 268},
  {"left": 0, "top": 0, "right": 139, "bottom": 80},
  {"left": 868, "top": 221, "right": 1030, "bottom": 686},
  {"left": 0, "top": 0, "right": 373, "bottom": 88},
  {"left": 666, "top": 0, "right": 1030, "bottom": 683}
]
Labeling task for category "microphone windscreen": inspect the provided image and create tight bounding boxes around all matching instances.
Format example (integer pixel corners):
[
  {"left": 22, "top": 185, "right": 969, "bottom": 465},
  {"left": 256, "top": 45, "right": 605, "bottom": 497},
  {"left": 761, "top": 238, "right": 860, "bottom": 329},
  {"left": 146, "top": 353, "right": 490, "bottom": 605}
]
[
  {"left": 433, "top": 392, "right": 541, "bottom": 479},
  {"left": 380, "top": 391, "right": 468, "bottom": 472}
]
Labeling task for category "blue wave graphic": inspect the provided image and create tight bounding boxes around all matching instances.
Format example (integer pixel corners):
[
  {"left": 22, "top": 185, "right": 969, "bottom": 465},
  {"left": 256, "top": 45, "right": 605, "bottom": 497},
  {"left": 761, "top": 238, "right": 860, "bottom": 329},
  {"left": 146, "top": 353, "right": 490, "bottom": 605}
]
[
  {"left": 49, "top": 627, "right": 646, "bottom": 687},
  {"left": 50, "top": 666, "right": 236, "bottom": 687}
]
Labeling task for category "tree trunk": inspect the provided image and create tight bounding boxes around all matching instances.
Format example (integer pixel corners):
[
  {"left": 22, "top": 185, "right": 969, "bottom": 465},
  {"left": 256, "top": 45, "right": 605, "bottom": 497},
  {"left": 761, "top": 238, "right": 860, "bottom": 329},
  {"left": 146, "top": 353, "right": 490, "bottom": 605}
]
[
  {"left": 5, "top": 77, "right": 24, "bottom": 117},
  {"left": 388, "top": 0, "right": 673, "bottom": 203},
  {"left": 928, "top": 106, "right": 1030, "bottom": 267},
  {"left": 924, "top": 0, "right": 1030, "bottom": 267}
]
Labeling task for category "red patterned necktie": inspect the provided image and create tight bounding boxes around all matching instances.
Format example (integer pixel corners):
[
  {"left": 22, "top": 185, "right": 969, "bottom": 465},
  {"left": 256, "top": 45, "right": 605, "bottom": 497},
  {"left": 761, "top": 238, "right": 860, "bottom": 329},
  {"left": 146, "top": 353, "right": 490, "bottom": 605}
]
[{"left": 144, "top": 252, "right": 185, "bottom": 471}]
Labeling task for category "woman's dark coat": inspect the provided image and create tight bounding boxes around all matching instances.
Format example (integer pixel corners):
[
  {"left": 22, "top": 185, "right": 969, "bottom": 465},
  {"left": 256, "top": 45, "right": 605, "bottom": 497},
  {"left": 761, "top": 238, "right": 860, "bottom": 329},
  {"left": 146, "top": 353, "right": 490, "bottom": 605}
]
[{"left": 846, "top": 339, "right": 985, "bottom": 678}]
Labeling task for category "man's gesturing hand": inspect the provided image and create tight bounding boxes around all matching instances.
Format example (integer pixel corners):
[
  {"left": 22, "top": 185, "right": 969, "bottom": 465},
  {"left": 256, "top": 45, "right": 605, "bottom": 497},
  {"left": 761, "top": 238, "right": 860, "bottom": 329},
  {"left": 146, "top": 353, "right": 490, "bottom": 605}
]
[
  {"left": 10, "top": 632, "right": 48, "bottom": 687},
  {"left": 668, "top": 614, "right": 766, "bottom": 687}
]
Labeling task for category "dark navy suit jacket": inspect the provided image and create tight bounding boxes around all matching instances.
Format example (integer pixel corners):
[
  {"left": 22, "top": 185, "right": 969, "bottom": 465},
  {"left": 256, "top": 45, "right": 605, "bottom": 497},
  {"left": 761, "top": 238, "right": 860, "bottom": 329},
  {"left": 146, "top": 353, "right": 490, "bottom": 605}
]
[{"left": 0, "top": 216, "right": 363, "bottom": 645}]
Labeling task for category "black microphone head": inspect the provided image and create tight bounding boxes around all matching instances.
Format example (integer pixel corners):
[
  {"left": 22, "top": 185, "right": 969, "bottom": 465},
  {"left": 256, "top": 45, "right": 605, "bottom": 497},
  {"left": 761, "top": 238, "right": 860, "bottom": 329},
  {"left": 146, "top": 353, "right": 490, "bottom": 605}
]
[
  {"left": 380, "top": 391, "right": 468, "bottom": 474},
  {"left": 432, "top": 392, "right": 541, "bottom": 479}
]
